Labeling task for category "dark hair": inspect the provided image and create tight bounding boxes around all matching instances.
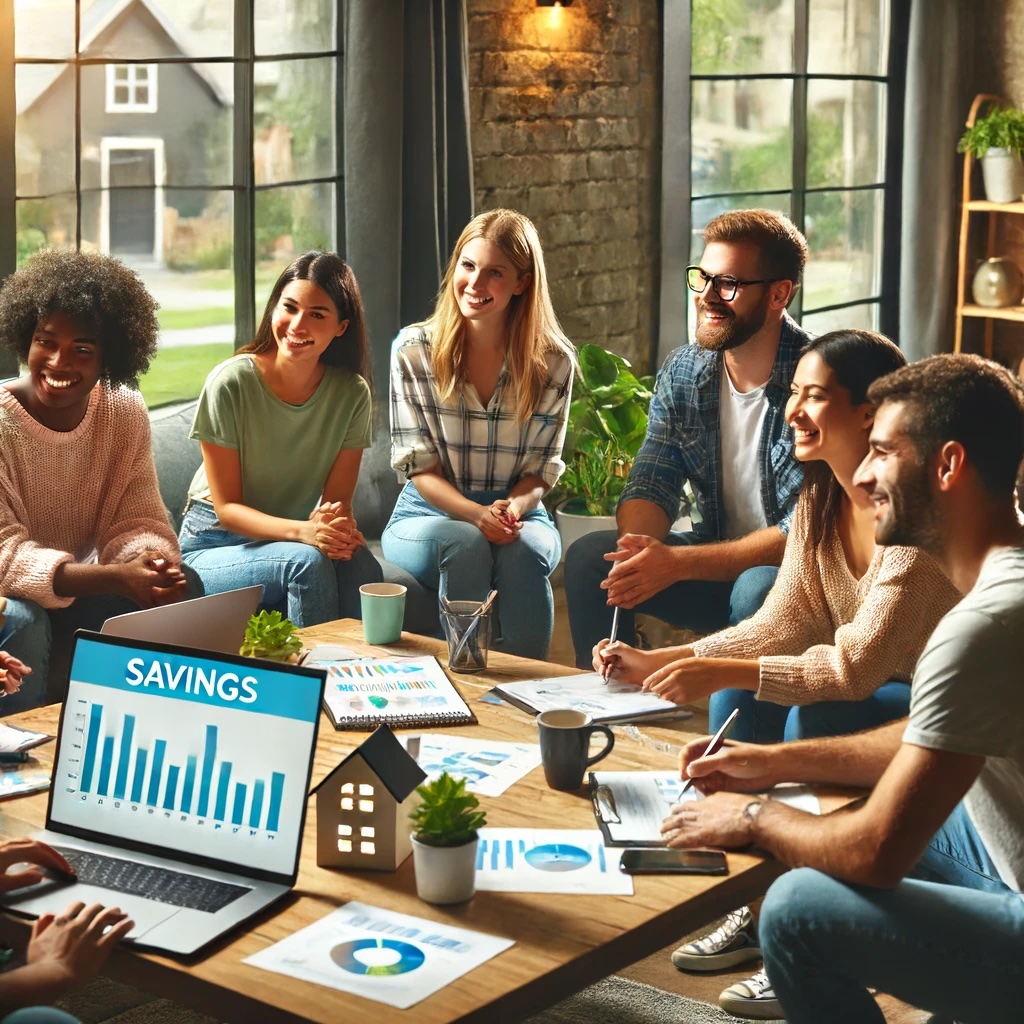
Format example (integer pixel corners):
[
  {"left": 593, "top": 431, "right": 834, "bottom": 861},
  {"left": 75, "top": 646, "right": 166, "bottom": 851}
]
[
  {"left": 867, "top": 353, "right": 1024, "bottom": 497},
  {"left": 0, "top": 248, "right": 159, "bottom": 387},
  {"left": 703, "top": 209, "right": 808, "bottom": 286},
  {"left": 799, "top": 329, "right": 907, "bottom": 549},
  {"left": 240, "top": 251, "right": 371, "bottom": 383}
]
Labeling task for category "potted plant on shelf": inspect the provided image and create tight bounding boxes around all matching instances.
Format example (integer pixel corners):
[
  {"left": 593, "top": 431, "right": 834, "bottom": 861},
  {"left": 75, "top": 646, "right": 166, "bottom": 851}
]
[
  {"left": 549, "top": 343, "right": 654, "bottom": 552},
  {"left": 239, "top": 609, "right": 303, "bottom": 663},
  {"left": 958, "top": 103, "right": 1024, "bottom": 203},
  {"left": 409, "top": 772, "right": 486, "bottom": 904}
]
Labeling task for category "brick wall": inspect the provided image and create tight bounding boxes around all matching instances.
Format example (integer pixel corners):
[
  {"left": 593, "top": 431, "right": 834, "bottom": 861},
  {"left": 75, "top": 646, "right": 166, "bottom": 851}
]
[{"left": 466, "top": 0, "right": 661, "bottom": 370}]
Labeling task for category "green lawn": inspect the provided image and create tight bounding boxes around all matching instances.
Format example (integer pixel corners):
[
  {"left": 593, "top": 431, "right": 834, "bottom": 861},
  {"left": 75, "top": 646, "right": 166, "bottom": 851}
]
[
  {"left": 141, "top": 343, "right": 234, "bottom": 409},
  {"left": 157, "top": 306, "right": 234, "bottom": 331}
]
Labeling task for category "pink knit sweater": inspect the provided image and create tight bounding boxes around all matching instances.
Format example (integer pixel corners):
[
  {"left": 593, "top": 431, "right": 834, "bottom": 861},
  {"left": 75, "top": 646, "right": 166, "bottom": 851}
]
[
  {"left": 0, "top": 383, "right": 180, "bottom": 609},
  {"left": 691, "top": 491, "right": 963, "bottom": 706}
]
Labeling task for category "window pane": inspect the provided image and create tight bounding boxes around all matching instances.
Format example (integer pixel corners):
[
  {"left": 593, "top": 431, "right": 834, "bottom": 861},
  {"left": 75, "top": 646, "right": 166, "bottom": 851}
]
[
  {"left": 85, "top": 1, "right": 232, "bottom": 59},
  {"left": 807, "top": 80, "right": 886, "bottom": 188},
  {"left": 255, "top": 184, "right": 336, "bottom": 270},
  {"left": 16, "top": 195, "right": 76, "bottom": 265},
  {"left": 690, "top": 192, "right": 792, "bottom": 262},
  {"left": 17, "top": 64, "right": 76, "bottom": 195},
  {"left": 691, "top": 0, "right": 796, "bottom": 75},
  {"left": 256, "top": 58, "right": 337, "bottom": 184},
  {"left": 801, "top": 301, "right": 880, "bottom": 335},
  {"left": 803, "top": 188, "right": 883, "bottom": 310},
  {"left": 691, "top": 80, "right": 794, "bottom": 196},
  {"left": 808, "top": 0, "right": 889, "bottom": 76},
  {"left": 15, "top": 0, "right": 74, "bottom": 58},
  {"left": 255, "top": 0, "right": 336, "bottom": 55}
]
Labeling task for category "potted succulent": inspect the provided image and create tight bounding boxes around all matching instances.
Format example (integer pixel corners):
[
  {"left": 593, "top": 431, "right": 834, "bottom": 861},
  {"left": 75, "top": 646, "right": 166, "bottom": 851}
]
[
  {"left": 958, "top": 103, "right": 1024, "bottom": 203},
  {"left": 239, "top": 609, "right": 303, "bottom": 663},
  {"left": 409, "top": 772, "right": 486, "bottom": 904},
  {"left": 549, "top": 343, "right": 654, "bottom": 552}
]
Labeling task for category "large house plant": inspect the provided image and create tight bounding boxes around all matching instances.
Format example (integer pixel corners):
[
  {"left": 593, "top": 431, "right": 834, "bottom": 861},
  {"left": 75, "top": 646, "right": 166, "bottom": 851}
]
[
  {"left": 409, "top": 772, "right": 486, "bottom": 904},
  {"left": 958, "top": 103, "right": 1024, "bottom": 203}
]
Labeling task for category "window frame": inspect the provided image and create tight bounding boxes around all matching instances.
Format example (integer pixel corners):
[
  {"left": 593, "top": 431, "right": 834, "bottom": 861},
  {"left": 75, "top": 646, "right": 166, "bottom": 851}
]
[{"left": 105, "top": 62, "right": 157, "bottom": 113}]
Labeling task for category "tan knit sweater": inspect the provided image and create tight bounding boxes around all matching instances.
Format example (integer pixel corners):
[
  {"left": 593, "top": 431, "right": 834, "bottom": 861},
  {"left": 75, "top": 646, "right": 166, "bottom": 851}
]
[
  {"left": 691, "top": 491, "right": 963, "bottom": 706},
  {"left": 0, "top": 382, "right": 180, "bottom": 609}
]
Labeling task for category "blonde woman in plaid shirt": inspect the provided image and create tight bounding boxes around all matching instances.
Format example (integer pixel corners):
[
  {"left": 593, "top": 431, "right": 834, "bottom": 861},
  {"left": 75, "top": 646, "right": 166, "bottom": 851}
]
[{"left": 382, "top": 210, "right": 574, "bottom": 659}]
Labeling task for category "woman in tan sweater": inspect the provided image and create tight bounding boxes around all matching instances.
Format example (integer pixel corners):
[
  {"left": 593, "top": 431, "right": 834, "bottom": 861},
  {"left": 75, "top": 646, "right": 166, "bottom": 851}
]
[{"left": 595, "top": 329, "right": 963, "bottom": 744}]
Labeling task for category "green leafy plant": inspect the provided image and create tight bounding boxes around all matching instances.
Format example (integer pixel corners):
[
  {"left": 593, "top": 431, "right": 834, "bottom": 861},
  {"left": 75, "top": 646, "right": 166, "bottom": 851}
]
[
  {"left": 239, "top": 609, "right": 303, "bottom": 662},
  {"left": 409, "top": 772, "right": 486, "bottom": 848},
  {"left": 958, "top": 104, "right": 1024, "bottom": 159},
  {"left": 551, "top": 344, "right": 654, "bottom": 516}
]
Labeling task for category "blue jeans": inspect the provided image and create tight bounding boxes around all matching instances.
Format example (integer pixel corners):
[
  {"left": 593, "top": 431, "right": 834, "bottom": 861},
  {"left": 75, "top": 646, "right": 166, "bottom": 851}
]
[
  {"left": 761, "top": 805, "right": 1023, "bottom": 1023},
  {"left": 709, "top": 681, "right": 912, "bottom": 743},
  {"left": 380, "top": 482, "right": 560, "bottom": 660},
  {"left": 564, "top": 528, "right": 778, "bottom": 668},
  {"left": 179, "top": 500, "right": 382, "bottom": 628}
]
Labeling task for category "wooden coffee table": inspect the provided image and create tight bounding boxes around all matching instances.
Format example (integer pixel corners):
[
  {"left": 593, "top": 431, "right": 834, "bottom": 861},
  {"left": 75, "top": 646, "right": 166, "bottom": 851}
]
[{"left": 0, "top": 621, "right": 790, "bottom": 1024}]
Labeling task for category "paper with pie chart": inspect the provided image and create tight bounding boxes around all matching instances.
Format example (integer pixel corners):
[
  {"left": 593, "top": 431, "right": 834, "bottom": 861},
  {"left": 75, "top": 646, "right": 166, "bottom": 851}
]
[
  {"left": 474, "top": 828, "right": 634, "bottom": 895},
  {"left": 243, "top": 901, "right": 513, "bottom": 1008}
]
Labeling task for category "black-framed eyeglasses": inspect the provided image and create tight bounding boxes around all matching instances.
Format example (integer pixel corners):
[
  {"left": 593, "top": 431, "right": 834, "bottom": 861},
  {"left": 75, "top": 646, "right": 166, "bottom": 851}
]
[{"left": 685, "top": 265, "right": 772, "bottom": 302}]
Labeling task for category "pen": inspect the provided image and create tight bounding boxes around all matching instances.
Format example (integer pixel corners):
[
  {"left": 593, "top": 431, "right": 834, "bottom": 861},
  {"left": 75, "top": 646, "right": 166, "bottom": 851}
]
[
  {"left": 601, "top": 606, "right": 620, "bottom": 682},
  {"left": 679, "top": 707, "right": 740, "bottom": 795},
  {"left": 0, "top": 751, "right": 30, "bottom": 764}
]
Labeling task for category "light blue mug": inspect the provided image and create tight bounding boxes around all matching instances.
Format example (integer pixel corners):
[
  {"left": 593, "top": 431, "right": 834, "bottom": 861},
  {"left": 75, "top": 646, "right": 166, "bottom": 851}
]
[{"left": 360, "top": 583, "right": 407, "bottom": 644}]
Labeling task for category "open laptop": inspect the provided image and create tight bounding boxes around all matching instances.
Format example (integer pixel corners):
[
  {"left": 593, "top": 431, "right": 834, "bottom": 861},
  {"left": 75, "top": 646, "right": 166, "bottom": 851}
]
[
  {"left": 101, "top": 585, "right": 262, "bottom": 656},
  {"left": 1, "top": 630, "right": 326, "bottom": 955}
]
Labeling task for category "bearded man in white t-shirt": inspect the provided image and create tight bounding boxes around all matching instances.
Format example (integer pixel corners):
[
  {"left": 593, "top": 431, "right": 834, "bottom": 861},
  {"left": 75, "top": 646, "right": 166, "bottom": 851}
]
[{"left": 660, "top": 353, "right": 1024, "bottom": 1024}]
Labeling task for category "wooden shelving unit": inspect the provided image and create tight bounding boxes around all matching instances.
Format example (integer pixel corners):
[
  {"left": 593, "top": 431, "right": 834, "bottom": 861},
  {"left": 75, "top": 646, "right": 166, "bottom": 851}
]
[{"left": 955, "top": 94, "right": 1024, "bottom": 356}]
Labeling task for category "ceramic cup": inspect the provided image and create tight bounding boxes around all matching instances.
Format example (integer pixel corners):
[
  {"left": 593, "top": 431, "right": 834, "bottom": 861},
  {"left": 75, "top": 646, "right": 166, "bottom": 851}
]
[
  {"left": 359, "top": 583, "right": 407, "bottom": 645},
  {"left": 537, "top": 709, "right": 615, "bottom": 791}
]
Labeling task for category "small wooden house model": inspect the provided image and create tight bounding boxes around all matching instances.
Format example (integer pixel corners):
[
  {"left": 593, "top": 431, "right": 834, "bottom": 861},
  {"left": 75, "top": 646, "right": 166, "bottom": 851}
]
[{"left": 311, "top": 725, "right": 427, "bottom": 872}]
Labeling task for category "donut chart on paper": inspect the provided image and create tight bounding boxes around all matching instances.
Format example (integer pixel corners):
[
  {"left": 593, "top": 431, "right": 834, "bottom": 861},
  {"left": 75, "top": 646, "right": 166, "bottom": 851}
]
[
  {"left": 523, "top": 843, "right": 592, "bottom": 872},
  {"left": 330, "top": 938, "right": 426, "bottom": 976}
]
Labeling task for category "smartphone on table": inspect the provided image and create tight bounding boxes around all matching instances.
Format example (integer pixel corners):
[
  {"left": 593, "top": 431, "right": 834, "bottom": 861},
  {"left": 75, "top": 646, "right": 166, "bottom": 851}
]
[{"left": 619, "top": 848, "right": 728, "bottom": 875}]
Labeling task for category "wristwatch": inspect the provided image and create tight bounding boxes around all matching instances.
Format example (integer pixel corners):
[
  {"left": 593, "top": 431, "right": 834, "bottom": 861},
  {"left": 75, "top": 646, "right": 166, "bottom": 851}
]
[{"left": 742, "top": 799, "right": 765, "bottom": 838}]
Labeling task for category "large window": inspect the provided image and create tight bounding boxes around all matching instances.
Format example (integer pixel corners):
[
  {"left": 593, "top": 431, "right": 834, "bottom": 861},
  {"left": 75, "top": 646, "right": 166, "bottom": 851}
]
[
  {"left": 660, "top": 0, "right": 909, "bottom": 359},
  {"left": 4, "top": 0, "right": 343, "bottom": 408}
]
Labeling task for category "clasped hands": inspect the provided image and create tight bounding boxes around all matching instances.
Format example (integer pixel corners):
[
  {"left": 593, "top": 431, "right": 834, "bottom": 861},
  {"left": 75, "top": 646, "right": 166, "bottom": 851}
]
[
  {"left": 119, "top": 551, "right": 188, "bottom": 608},
  {"left": 0, "top": 650, "right": 31, "bottom": 698},
  {"left": 600, "top": 533, "right": 684, "bottom": 609},
  {"left": 476, "top": 498, "right": 525, "bottom": 545},
  {"left": 309, "top": 501, "right": 364, "bottom": 560}
]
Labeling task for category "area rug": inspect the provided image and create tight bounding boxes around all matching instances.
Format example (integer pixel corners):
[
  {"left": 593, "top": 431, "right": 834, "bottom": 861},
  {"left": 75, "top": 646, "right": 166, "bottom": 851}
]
[{"left": 57, "top": 973, "right": 778, "bottom": 1024}]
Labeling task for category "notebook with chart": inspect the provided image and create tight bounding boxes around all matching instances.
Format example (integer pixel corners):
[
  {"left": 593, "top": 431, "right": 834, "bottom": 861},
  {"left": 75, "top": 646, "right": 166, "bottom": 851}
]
[{"left": 310, "top": 655, "right": 477, "bottom": 730}]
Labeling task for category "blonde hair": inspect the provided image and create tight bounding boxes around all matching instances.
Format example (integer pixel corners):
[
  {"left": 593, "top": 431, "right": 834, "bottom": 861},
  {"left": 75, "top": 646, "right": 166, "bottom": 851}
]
[{"left": 422, "top": 209, "right": 574, "bottom": 423}]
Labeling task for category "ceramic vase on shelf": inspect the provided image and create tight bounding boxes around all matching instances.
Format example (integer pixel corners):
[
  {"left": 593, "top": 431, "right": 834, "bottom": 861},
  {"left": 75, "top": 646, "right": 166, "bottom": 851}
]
[
  {"left": 981, "top": 148, "right": 1024, "bottom": 204},
  {"left": 972, "top": 258, "right": 1024, "bottom": 308}
]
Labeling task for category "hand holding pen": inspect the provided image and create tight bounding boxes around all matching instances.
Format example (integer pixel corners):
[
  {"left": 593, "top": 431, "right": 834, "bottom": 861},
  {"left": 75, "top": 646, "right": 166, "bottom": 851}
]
[
  {"left": 600, "top": 606, "right": 620, "bottom": 682},
  {"left": 679, "top": 707, "right": 740, "bottom": 795}
]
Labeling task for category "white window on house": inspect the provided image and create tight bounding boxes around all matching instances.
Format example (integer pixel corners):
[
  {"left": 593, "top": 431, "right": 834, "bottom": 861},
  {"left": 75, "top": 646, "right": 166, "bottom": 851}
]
[{"left": 106, "top": 64, "right": 158, "bottom": 113}]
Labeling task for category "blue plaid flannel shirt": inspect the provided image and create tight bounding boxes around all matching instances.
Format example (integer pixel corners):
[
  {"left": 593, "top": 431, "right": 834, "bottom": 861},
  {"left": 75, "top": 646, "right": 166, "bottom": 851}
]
[{"left": 620, "top": 314, "right": 809, "bottom": 539}]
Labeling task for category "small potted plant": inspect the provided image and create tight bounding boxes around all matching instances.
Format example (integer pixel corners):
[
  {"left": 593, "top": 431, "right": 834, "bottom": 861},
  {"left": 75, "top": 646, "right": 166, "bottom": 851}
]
[
  {"left": 239, "top": 610, "right": 303, "bottom": 663},
  {"left": 409, "top": 772, "right": 486, "bottom": 904},
  {"left": 958, "top": 103, "right": 1024, "bottom": 203}
]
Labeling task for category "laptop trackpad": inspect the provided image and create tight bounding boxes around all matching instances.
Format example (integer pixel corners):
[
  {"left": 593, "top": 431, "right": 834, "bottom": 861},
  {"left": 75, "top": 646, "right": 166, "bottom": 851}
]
[{"left": 2, "top": 881, "right": 179, "bottom": 940}]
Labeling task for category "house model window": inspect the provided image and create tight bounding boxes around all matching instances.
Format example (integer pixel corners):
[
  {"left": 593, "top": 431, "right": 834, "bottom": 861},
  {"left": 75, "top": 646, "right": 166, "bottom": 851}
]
[{"left": 106, "top": 64, "right": 158, "bottom": 113}]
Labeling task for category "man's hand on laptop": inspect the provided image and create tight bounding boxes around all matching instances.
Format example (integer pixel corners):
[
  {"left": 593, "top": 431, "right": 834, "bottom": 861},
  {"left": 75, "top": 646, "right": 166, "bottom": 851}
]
[
  {"left": 602, "top": 534, "right": 687, "bottom": 608},
  {"left": 0, "top": 838, "right": 74, "bottom": 891},
  {"left": 0, "top": 650, "right": 31, "bottom": 698}
]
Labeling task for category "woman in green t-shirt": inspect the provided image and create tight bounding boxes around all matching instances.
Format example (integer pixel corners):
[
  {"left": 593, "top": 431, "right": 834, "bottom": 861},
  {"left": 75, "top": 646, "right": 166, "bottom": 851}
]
[{"left": 178, "top": 251, "right": 383, "bottom": 626}]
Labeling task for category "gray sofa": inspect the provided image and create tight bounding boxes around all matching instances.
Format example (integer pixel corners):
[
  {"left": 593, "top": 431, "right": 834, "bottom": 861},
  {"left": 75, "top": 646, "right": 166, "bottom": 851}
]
[{"left": 149, "top": 401, "right": 439, "bottom": 636}]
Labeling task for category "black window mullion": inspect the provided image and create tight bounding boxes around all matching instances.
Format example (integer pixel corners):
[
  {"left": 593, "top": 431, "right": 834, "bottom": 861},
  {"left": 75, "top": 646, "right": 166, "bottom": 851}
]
[
  {"left": 791, "top": 0, "right": 809, "bottom": 323},
  {"left": 233, "top": 0, "right": 255, "bottom": 349},
  {"left": 334, "top": 4, "right": 345, "bottom": 257}
]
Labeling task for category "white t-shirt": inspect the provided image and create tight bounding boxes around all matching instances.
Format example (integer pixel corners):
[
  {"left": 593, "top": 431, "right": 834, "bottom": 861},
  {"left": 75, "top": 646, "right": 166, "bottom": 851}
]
[
  {"left": 718, "top": 369, "right": 769, "bottom": 540},
  {"left": 903, "top": 546, "right": 1024, "bottom": 894}
]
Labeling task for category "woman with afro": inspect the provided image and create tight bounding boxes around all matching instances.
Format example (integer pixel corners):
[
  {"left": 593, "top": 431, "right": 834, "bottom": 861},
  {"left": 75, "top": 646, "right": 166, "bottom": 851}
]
[{"left": 0, "top": 248, "right": 191, "bottom": 710}]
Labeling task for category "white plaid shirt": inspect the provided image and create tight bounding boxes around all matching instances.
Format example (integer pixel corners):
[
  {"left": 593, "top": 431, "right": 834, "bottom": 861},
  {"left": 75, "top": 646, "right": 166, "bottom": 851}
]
[{"left": 389, "top": 326, "right": 573, "bottom": 492}]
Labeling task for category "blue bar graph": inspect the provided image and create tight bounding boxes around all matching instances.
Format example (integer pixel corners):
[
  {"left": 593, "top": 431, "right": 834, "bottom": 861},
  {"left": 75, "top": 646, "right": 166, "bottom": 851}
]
[{"left": 73, "top": 701, "right": 290, "bottom": 831}]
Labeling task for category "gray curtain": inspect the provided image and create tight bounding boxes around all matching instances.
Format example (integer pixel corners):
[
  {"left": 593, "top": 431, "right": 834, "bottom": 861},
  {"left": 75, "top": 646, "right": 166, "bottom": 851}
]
[
  {"left": 343, "top": 0, "right": 474, "bottom": 537},
  {"left": 898, "top": 0, "right": 978, "bottom": 360}
]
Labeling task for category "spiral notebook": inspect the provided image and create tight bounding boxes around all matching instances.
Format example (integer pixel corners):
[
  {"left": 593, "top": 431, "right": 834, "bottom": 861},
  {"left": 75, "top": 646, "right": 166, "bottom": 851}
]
[{"left": 310, "top": 655, "right": 477, "bottom": 730}]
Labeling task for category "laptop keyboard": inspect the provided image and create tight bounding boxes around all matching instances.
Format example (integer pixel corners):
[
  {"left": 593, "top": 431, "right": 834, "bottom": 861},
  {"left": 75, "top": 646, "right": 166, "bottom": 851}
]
[{"left": 54, "top": 847, "right": 251, "bottom": 914}]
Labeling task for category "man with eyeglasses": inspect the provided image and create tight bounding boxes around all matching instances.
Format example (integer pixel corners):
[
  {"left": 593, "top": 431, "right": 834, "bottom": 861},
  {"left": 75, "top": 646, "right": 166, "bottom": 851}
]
[{"left": 565, "top": 209, "right": 809, "bottom": 674}]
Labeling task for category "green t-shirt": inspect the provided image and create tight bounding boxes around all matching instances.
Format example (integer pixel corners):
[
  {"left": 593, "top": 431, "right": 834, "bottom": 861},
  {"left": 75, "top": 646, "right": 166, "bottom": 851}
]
[{"left": 187, "top": 355, "right": 372, "bottom": 521}]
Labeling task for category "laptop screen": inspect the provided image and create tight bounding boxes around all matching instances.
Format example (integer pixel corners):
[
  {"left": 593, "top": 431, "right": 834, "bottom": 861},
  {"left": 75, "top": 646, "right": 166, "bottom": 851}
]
[{"left": 48, "top": 632, "right": 325, "bottom": 882}]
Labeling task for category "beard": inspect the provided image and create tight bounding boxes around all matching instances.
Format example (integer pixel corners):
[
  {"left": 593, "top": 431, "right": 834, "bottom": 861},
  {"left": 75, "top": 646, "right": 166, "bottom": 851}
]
[
  {"left": 873, "top": 466, "right": 944, "bottom": 553},
  {"left": 694, "top": 296, "right": 769, "bottom": 352}
]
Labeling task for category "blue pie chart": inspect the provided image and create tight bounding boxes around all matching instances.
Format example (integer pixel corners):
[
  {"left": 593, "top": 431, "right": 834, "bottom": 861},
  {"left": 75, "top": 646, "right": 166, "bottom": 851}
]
[
  {"left": 523, "top": 843, "right": 592, "bottom": 872},
  {"left": 330, "top": 938, "right": 426, "bottom": 976}
]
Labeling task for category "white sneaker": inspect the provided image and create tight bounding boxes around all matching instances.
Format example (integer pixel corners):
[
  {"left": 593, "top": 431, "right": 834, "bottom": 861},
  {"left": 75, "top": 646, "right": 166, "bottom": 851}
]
[
  {"left": 718, "top": 966, "right": 784, "bottom": 1020},
  {"left": 671, "top": 906, "right": 762, "bottom": 972}
]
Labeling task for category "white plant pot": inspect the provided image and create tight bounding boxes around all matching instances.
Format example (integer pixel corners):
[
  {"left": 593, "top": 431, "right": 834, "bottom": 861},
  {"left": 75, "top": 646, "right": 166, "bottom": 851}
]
[
  {"left": 554, "top": 501, "right": 617, "bottom": 561},
  {"left": 981, "top": 148, "right": 1024, "bottom": 204},
  {"left": 410, "top": 834, "right": 478, "bottom": 905}
]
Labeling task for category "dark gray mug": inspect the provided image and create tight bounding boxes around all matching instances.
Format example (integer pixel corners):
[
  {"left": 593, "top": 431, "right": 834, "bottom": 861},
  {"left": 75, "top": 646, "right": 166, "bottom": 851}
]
[{"left": 537, "top": 709, "right": 615, "bottom": 791}]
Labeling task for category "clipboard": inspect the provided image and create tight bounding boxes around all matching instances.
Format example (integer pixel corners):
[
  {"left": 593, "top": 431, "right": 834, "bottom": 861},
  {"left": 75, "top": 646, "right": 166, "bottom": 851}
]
[{"left": 588, "top": 770, "right": 697, "bottom": 847}]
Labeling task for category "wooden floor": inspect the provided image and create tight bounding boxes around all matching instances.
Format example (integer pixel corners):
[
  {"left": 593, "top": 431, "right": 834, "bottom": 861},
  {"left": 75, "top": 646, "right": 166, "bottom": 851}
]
[{"left": 547, "top": 581, "right": 938, "bottom": 1024}]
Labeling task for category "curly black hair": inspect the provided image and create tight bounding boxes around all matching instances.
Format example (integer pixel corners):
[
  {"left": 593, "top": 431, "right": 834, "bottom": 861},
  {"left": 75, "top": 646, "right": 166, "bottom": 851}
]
[{"left": 0, "top": 248, "right": 160, "bottom": 387}]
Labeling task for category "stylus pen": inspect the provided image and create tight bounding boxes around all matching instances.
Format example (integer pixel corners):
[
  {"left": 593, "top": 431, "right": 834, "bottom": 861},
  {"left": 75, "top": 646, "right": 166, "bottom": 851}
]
[
  {"left": 679, "top": 707, "right": 740, "bottom": 795},
  {"left": 601, "top": 606, "right": 620, "bottom": 681}
]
